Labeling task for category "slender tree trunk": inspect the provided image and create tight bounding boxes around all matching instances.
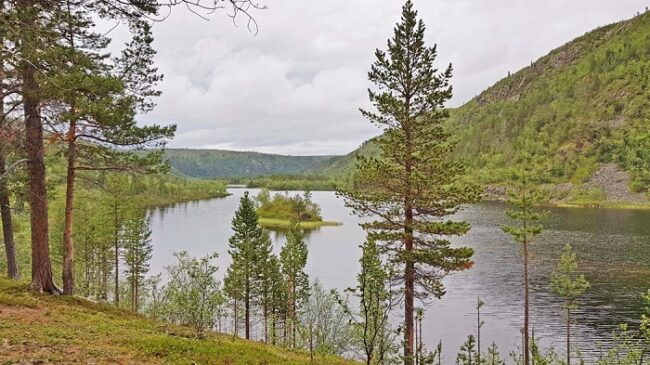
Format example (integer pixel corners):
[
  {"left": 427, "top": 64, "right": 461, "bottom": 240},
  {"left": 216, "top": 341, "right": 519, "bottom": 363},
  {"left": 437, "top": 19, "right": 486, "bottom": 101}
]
[
  {"left": 114, "top": 199, "right": 119, "bottom": 304},
  {"left": 566, "top": 306, "right": 571, "bottom": 365},
  {"left": 264, "top": 303, "right": 269, "bottom": 343},
  {"left": 0, "top": 43, "right": 18, "bottom": 280},
  {"left": 245, "top": 278, "right": 250, "bottom": 340},
  {"left": 233, "top": 298, "right": 239, "bottom": 337},
  {"left": 419, "top": 315, "right": 423, "bottom": 365},
  {"left": 404, "top": 202, "right": 415, "bottom": 365},
  {"left": 523, "top": 241, "right": 530, "bottom": 365},
  {"left": 62, "top": 115, "right": 76, "bottom": 294},
  {"left": 477, "top": 302, "right": 481, "bottom": 365},
  {"left": 0, "top": 144, "right": 18, "bottom": 279},
  {"left": 414, "top": 314, "right": 419, "bottom": 365},
  {"left": 20, "top": 42, "right": 57, "bottom": 294}
]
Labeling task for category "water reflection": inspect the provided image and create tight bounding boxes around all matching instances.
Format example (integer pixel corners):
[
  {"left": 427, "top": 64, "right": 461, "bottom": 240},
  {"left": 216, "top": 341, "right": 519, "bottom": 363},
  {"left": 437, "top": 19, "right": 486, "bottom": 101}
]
[{"left": 149, "top": 190, "right": 650, "bottom": 361}]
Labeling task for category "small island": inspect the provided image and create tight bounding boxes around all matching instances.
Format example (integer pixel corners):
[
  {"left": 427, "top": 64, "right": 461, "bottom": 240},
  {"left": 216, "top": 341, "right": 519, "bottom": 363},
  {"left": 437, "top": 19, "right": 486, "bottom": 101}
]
[{"left": 255, "top": 189, "right": 342, "bottom": 230}]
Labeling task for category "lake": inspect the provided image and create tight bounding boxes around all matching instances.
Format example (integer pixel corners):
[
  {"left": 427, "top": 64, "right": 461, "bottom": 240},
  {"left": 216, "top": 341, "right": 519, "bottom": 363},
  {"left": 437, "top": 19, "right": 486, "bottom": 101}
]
[{"left": 149, "top": 187, "right": 650, "bottom": 361}]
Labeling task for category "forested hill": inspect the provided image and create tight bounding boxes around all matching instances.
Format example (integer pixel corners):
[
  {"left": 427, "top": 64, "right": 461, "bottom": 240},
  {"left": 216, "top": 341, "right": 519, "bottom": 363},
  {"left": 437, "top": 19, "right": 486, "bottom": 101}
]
[
  {"left": 315, "top": 11, "right": 650, "bottom": 204},
  {"left": 164, "top": 148, "right": 339, "bottom": 178}
]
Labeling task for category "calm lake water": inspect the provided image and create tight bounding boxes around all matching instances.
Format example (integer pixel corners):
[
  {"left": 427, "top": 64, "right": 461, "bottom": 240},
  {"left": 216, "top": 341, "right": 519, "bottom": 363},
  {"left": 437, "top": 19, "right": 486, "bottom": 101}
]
[{"left": 149, "top": 187, "right": 650, "bottom": 361}]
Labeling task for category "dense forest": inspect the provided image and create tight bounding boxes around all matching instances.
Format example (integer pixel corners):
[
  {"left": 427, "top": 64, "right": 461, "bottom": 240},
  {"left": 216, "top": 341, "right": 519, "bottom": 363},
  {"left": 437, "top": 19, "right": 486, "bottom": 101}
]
[
  {"left": 2, "top": 1, "right": 650, "bottom": 365},
  {"left": 165, "top": 149, "right": 338, "bottom": 178}
]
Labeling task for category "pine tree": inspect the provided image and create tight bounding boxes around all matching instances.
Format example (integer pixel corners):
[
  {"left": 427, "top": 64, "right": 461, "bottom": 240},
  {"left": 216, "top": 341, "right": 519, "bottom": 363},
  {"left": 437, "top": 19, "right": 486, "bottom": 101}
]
[
  {"left": 280, "top": 220, "right": 309, "bottom": 348},
  {"left": 502, "top": 168, "right": 546, "bottom": 365},
  {"left": 6, "top": 0, "right": 61, "bottom": 293},
  {"left": 338, "top": 2, "right": 479, "bottom": 363},
  {"left": 122, "top": 209, "right": 153, "bottom": 313},
  {"left": 550, "top": 244, "right": 589, "bottom": 365},
  {"left": 347, "top": 240, "right": 395, "bottom": 365},
  {"left": 42, "top": 2, "right": 174, "bottom": 295},
  {"left": 224, "top": 191, "right": 270, "bottom": 340}
]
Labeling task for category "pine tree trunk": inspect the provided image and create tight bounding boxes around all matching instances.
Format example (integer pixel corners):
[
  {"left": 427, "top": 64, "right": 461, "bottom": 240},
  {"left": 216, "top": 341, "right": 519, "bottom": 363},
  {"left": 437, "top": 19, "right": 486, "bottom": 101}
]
[
  {"left": 0, "top": 42, "right": 18, "bottom": 280},
  {"left": 0, "top": 143, "right": 18, "bottom": 279},
  {"left": 523, "top": 241, "right": 530, "bottom": 365},
  {"left": 20, "top": 41, "right": 57, "bottom": 294},
  {"left": 62, "top": 116, "right": 77, "bottom": 295},
  {"left": 404, "top": 202, "right": 415, "bottom": 365}
]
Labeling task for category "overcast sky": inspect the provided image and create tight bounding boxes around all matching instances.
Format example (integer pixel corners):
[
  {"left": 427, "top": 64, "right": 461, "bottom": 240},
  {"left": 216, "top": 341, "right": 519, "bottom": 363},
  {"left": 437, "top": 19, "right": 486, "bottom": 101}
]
[{"left": 131, "top": 0, "right": 647, "bottom": 156}]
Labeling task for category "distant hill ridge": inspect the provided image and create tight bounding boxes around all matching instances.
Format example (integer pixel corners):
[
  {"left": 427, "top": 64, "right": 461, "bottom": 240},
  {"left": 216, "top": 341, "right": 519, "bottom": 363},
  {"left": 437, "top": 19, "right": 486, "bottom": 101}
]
[{"left": 164, "top": 148, "right": 340, "bottom": 178}]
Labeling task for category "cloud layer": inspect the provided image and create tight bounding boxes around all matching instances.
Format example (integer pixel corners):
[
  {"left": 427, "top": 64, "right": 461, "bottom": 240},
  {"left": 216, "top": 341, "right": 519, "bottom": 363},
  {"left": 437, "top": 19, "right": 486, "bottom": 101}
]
[{"left": 133, "top": 0, "right": 647, "bottom": 155}]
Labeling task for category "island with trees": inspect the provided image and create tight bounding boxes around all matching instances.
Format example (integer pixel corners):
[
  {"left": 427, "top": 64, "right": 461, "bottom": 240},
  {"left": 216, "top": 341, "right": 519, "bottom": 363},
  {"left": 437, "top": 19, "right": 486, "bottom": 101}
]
[{"left": 255, "top": 189, "right": 342, "bottom": 230}]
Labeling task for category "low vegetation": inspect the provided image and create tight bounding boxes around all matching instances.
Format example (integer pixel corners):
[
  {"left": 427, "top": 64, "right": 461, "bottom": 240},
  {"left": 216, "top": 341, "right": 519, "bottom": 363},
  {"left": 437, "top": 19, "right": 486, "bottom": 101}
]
[{"left": 0, "top": 278, "right": 355, "bottom": 365}]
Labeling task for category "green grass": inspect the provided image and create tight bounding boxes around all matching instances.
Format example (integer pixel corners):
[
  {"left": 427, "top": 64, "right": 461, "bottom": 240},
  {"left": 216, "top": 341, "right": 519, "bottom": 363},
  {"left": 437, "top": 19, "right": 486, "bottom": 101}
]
[
  {"left": 258, "top": 218, "right": 342, "bottom": 230},
  {"left": 0, "top": 278, "right": 357, "bottom": 365}
]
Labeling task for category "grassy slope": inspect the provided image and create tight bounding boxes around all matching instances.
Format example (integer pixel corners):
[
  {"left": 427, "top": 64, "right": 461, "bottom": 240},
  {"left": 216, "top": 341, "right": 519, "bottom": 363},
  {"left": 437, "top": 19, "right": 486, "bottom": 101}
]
[
  {"left": 0, "top": 279, "right": 356, "bottom": 365},
  {"left": 313, "top": 12, "right": 650, "bottom": 202},
  {"left": 165, "top": 149, "right": 338, "bottom": 179}
]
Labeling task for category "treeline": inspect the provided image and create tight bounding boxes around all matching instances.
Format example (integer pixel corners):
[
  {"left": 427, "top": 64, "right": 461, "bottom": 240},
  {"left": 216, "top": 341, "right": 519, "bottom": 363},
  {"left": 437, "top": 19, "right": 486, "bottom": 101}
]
[
  {"left": 164, "top": 149, "right": 335, "bottom": 179},
  {"left": 236, "top": 174, "right": 346, "bottom": 191}
]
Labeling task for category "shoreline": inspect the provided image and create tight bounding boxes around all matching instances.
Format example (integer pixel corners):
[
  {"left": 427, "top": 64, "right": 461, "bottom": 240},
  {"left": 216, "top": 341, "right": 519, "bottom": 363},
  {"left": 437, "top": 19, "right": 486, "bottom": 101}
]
[{"left": 258, "top": 218, "right": 343, "bottom": 230}]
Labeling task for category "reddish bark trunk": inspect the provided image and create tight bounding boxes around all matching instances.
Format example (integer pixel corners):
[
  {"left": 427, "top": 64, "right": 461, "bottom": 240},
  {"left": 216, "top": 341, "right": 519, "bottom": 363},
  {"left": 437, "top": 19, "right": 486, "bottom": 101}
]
[{"left": 21, "top": 56, "right": 57, "bottom": 294}]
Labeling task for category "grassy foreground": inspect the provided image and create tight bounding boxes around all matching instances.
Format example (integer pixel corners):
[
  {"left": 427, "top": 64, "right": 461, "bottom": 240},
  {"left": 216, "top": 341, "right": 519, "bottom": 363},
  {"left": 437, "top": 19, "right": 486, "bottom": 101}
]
[
  {"left": 0, "top": 279, "right": 356, "bottom": 365},
  {"left": 258, "top": 218, "right": 342, "bottom": 230}
]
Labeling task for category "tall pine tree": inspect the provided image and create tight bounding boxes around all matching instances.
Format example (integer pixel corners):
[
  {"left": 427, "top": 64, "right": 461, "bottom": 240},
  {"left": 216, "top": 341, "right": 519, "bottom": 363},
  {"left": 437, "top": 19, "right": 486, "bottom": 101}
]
[
  {"left": 224, "top": 192, "right": 271, "bottom": 340},
  {"left": 338, "top": 2, "right": 478, "bottom": 363},
  {"left": 122, "top": 209, "right": 153, "bottom": 313},
  {"left": 280, "top": 220, "right": 309, "bottom": 348},
  {"left": 502, "top": 167, "right": 546, "bottom": 365}
]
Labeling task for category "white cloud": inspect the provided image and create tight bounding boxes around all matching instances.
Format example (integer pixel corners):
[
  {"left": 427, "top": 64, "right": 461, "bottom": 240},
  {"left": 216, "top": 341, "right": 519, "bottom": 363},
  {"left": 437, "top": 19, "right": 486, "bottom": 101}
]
[{"left": 126, "top": 0, "right": 647, "bottom": 155}]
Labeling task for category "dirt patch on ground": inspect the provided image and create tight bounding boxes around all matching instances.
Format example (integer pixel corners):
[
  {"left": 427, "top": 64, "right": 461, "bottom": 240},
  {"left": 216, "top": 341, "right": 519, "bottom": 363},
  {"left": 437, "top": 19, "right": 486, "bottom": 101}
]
[{"left": 587, "top": 163, "right": 647, "bottom": 203}]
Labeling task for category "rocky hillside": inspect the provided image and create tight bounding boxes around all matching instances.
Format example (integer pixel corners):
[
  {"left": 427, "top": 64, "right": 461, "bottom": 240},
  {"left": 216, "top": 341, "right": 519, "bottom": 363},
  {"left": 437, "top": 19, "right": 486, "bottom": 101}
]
[{"left": 314, "top": 11, "right": 650, "bottom": 205}]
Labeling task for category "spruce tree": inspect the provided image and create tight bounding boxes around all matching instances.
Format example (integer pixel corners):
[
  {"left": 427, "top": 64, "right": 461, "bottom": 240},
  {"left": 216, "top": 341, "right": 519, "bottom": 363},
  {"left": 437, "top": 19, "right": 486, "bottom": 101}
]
[
  {"left": 338, "top": 2, "right": 479, "bottom": 362},
  {"left": 550, "top": 244, "right": 589, "bottom": 365},
  {"left": 280, "top": 220, "right": 309, "bottom": 348},
  {"left": 224, "top": 191, "right": 270, "bottom": 340},
  {"left": 502, "top": 168, "right": 546, "bottom": 365}
]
